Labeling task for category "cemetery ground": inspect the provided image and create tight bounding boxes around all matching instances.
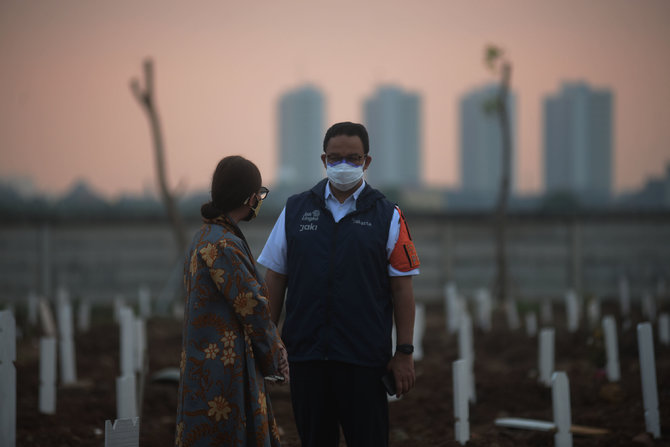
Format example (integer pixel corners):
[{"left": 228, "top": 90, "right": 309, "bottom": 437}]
[{"left": 14, "top": 300, "right": 670, "bottom": 446}]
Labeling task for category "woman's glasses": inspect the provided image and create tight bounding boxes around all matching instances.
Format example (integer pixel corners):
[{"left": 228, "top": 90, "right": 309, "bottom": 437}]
[{"left": 257, "top": 186, "right": 269, "bottom": 200}]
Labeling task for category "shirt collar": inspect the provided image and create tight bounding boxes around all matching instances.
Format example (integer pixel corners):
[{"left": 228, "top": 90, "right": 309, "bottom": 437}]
[{"left": 324, "top": 180, "right": 367, "bottom": 203}]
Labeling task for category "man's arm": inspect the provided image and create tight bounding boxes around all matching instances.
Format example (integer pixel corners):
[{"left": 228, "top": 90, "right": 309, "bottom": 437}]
[
  {"left": 387, "top": 275, "right": 416, "bottom": 397},
  {"left": 264, "top": 268, "right": 288, "bottom": 326}
]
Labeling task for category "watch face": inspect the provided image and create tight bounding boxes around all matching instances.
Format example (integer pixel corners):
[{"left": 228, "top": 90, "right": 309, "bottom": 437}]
[{"left": 397, "top": 344, "right": 414, "bottom": 354}]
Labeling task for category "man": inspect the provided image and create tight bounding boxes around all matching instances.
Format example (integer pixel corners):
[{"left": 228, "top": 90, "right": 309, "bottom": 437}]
[{"left": 258, "top": 121, "right": 420, "bottom": 447}]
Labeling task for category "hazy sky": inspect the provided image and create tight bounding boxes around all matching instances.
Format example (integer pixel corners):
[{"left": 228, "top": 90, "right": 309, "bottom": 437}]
[{"left": 1, "top": 0, "right": 669, "bottom": 198}]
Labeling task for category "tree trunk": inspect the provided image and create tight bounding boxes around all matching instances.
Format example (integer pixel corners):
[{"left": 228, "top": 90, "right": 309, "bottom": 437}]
[
  {"left": 130, "top": 59, "right": 187, "bottom": 256},
  {"left": 494, "top": 63, "right": 512, "bottom": 303}
]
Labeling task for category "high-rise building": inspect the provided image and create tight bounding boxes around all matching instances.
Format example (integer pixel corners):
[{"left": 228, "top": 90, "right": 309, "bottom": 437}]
[
  {"left": 277, "top": 84, "right": 325, "bottom": 189},
  {"left": 543, "top": 82, "right": 613, "bottom": 203},
  {"left": 459, "top": 84, "right": 517, "bottom": 200},
  {"left": 363, "top": 85, "right": 421, "bottom": 188}
]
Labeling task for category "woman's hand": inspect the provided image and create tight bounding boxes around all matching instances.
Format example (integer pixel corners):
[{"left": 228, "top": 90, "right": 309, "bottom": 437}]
[{"left": 278, "top": 344, "right": 290, "bottom": 384}]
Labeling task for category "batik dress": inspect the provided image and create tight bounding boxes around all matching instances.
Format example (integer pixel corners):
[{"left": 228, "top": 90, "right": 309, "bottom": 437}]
[{"left": 175, "top": 214, "right": 284, "bottom": 447}]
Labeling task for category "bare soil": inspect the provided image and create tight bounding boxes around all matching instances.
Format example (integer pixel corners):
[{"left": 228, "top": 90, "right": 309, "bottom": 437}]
[{"left": 15, "top": 300, "right": 670, "bottom": 446}]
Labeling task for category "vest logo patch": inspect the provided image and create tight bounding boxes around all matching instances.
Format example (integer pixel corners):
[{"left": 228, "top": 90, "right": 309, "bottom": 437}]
[
  {"left": 301, "top": 210, "right": 320, "bottom": 222},
  {"left": 299, "top": 223, "right": 318, "bottom": 232},
  {"left": 352, "top": 218, "right": 372, "bottom": 227}
]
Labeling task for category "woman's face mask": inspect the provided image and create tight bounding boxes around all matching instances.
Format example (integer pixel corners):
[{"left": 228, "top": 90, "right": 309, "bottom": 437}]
[{"left": 326, "top": 160, "right": 365, "bottom": 191}]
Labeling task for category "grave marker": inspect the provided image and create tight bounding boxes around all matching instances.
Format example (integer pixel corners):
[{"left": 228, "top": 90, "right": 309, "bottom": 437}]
[
  {"left": 453, "top": 359, "right": 469, "bottom": 445},
  {"left": 413, "top": 303, "right": 425, "bottom": 361},
  {"left": 445, "top": 283, "right": 461, "bottom": 334},
  {"left": 39, "top": 298, "right": 57, "bottom": 338},
  {"left": 538, "top": 328, "right": 555, "bottom": 386},
  {"left": 57, "top": 295, "right": 77, "bottom": 384},
  {"left": 565, "top": 290, "right": 579, "bottom": 333},
  {"left": 552, "top": 371, "right": 573, "bottom": 447},
  {"left": 39, "top": 337, "right": 57, "bottom": 414},
  {"left": 116, "top": 374, "right": 137, "bottom": 419},
  {"left": 505, "top": 298, "right": 520, "bottom": 331},
  {"left": 602, "top": 315, "right": 621, "bottom": 382},
  {"left": 458, "top": 314, "right": 475, "bottom": 403},
  {"left": 637, "top": 322, "right": 660, "bottom": 438},
  {"left": 104, "top": 417, "right": 140, "bottom": 447},
  {"left": 525, "top": 312, "right": 537, "bottom": 337},
  {"left": 474, "top": 288, "right": 492, "bottom": 332},
  {"left": 0, "top": 311, "right": 16, "bottom": 447}
]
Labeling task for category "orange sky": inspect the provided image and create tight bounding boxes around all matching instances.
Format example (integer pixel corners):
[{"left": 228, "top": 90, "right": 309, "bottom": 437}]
[{"left": 1, "top": 0, "right": 669, "bottom": 198}]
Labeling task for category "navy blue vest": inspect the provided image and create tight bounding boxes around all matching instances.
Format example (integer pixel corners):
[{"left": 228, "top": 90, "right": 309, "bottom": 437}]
[{"left": 283, "top": 179, "right": 396, "bottom": 367}]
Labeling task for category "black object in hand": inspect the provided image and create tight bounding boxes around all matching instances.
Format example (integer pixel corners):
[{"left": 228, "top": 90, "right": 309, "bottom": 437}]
[{"left": 382, "top": 371, "right": 396, "bottom": 396}]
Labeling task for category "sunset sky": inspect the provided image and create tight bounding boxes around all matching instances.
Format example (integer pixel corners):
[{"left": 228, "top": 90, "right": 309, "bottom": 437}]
[{"left": 1, "top": 0, "right": 669, "bottom": 199}]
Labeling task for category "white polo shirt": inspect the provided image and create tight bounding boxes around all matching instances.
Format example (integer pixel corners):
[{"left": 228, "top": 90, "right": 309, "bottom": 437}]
[{"left": 258, "top": 181, "right": 420, "bottom": 277}]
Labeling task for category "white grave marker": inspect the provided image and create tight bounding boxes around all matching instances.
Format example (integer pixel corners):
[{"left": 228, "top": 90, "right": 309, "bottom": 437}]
[
  {"left": 134, "top": 317, "right": 147, "bottom": 374},
  {"left": 564, "top": 290, "right": 579, "bottom": 333},
  {"left": 658, "top": 313, "right": 670, "bottom": 346},
  {"left": 445, "top": 283, "right": 461, "bottom": 334},
  {"left": 116, "top": 374, "right": 137, "bottom": 419},
  {"left": 602, "top": 315, "right": 621, "bottom": 382},
  {"left": 538, "top": 328, "right": 555, "bottom": 386},
  {"left": 453, "top": 359, "right": 469, "bottom": 445},
  {"left": 39, "top": 337, "right": 57, "bottom": 414},
  {"left": 525, "top": 312, "right": 537, "bottom": 337},
  {"left": 637, "top": 322, "right": 660, "bottom": 438},
  {"left": 458, "top": 314, "right": 476, "bottom": 403},
  {"left": 505, "top": 298, "right": 520, "bottom": 331},
  {"left": 413, "top": 303, "right": 425, "bottom": 361},
  {"left": 119, "top": 307, "right": 136, "bottom": 376},
  {"left": 105, "top": 417, "right": 140, "bottom": 447},
  {"left": 57, "top": 296, "right": 77, "bottom": 384},
  {"left": 474, "top": 288, "right": 492, "bottom": 332},
  {"left": 0, "top": 311, "right": 16, "bottom": 447},
  {"left": 552, "top": 371, "right": 573, "bottom": 447},
  {"left": 39, "top": 298, "right": 57, "bottom": 338}
]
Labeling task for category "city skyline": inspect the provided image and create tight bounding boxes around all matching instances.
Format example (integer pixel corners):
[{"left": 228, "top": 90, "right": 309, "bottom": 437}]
[{"left": 1, "top": 1, "right": 669, "bottom": 198}]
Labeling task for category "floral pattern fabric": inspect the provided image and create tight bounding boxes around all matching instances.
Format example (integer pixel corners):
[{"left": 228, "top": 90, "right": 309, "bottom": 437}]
[{"left": 175, "top": 215, "right": 283, "bottom": 447}]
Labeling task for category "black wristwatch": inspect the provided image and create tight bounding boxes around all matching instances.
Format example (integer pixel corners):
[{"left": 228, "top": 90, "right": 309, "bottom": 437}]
[{"left": 396, "top": 344, "right": 414, "bottom": 355}]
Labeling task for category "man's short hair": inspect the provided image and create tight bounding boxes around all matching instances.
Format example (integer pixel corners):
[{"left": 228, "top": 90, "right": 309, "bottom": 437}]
[{"left": 323, "top": 122, "right": 370, "bottom": 154}]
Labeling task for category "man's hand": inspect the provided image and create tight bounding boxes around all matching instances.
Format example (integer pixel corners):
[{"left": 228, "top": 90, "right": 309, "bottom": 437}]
[{"left": 387, "top": 351, "right": 415, "bottom": 397}]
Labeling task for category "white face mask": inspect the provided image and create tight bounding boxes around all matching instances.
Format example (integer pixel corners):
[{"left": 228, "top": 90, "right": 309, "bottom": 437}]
[{"left": 326, "top": 162, "right": 364, "bottom": 191}]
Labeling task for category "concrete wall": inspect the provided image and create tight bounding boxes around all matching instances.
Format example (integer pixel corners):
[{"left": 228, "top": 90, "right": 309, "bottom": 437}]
[{"left": 1, "top": 213, "right": 668, "bottom": 305}]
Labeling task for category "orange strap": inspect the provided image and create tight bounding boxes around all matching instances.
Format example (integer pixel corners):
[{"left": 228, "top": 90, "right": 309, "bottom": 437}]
[{"left": 389, "top": 207, "right": 420, "bottom": 272}]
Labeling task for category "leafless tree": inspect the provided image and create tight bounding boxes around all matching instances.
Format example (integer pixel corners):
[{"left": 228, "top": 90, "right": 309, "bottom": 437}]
[
  {"left": 130, "top": 59, "right": 187, "bottom": 255},
  {"left": 484, "top": 45, "right": 512, "bottom": 303}
]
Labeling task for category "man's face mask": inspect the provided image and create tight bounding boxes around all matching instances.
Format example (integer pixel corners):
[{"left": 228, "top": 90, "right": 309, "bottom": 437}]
[{"left": 326, "top": 160, "right": 365, "bottom": 191}]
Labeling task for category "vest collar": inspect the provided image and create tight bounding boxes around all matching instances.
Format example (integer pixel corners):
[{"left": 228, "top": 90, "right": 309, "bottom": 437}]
[{"left": 310, "top": 178, "right": 385, "bottom": 213}]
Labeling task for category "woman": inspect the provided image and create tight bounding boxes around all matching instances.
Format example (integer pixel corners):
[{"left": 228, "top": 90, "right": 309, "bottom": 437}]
[{"left": 175, "top": 155, "right": 288, "bottom": 447}]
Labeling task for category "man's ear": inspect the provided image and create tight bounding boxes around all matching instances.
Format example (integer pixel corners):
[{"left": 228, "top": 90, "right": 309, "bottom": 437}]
[
  {"left": 321, "top": 153, "right": 328, "bottom": 169},
  {"left": 364, "top": 155, "right": 372, "bottom": 170}
]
